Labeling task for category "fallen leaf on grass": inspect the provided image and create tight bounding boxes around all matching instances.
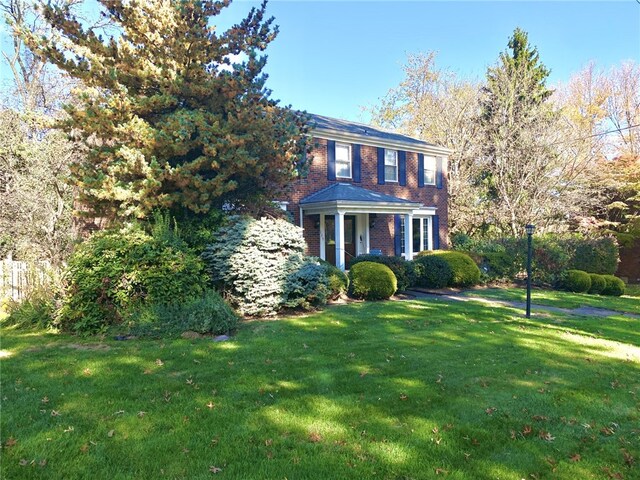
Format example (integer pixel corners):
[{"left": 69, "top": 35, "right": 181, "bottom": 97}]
[
  {"left": 435, "top": 467, "right": 448, "bottom": 475},
  {"left": 622, "top": 449, "right": 635, "bottom": 466},
  {"left": 39, "top": 459, "right": 47, "bottom": 467},
  {"left": 209, "top": 466, "right": 223, "bottom": 474},
  {"left": 19, "top": 459, "right": 28, "bottom": 466},
  {"left": 308, "top": 432, "right": 322, "bottom": 443},
  {"left": 601, "top": 426, "right": 615, "bottom": 436},
  {"left": 532, "top": 415, "right": 548, "bottom": 421},
  {"left": 485, "top": 407, "right": 496, "bottom": 415},
  {"left": 41, "top": 397, "right": 49, "bottom": 404},
  {"left": 107, "top": 430, "right": 115, "bottom": 438},
  {"left": 570, "top": 453, "right": 581, "bottom": 462},
  {"left": 4, "top": 437, "right": 17, "bottom": 448},
  {"left": 538, "top": 430, "right": 555, "bottom": 442},
  {"left": 80, "top": 444, "right": 89, "bottom": 453},
  {"left": 601, "top": 467, "right": 624, "bottom": 479},
  {"left": 399, "top": 393, "right": 408, "bottom": 401},
  {"left": 155, "top": 359, "right": 164, "bottom": 366}
]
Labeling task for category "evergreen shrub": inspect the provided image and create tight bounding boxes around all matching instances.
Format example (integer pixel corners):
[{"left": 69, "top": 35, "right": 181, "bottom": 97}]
[
  {"left": 417, "top": 251, "right": 481, "bottom": 287},
  {"left": 559, "top": 270, "right": 591, "bottom": 293},
  {"left": 568, "top": 237, "right": 619, "bottom": 274},
  {"left": 319, "top": 260, "right": 349, "bottom": 299},
  {"left": 348, "top": 262, "right": 397, "bottom": 300},
  {"left": 59, "top": 220, "right": 207, "bottom": 334},
  {"left": 202, "top": 216, "right": 329, "bottom": 316},
  {"left": 412, "top": 255, "right": 453, "bottom": 288},
  {"left": 601, "top": 275, "right": 626, "bottom": 296},
  {"left": 588, "top": 274, "right": 607, "bottom": 295},
  {"left": 348, "top": 255, "right": 414, "bottom": 291}
]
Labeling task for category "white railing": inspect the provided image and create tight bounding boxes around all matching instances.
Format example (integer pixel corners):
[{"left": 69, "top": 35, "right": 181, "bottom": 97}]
[{"left": 0, "top": 258, "right": 52, "bottom": 301}]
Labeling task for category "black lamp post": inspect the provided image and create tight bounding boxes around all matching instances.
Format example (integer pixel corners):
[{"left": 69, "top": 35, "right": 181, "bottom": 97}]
[{"left": 525, "top": 224, "right": 535, "bottom": 318}]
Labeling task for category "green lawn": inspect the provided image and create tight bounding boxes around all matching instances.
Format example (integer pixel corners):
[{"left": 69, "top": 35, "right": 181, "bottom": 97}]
[
  {"left": 1, "top": 297, "right": 639, "bottom": 479},
  {"left": 462, "top": 286, "right": 640, "bottom": 314}
]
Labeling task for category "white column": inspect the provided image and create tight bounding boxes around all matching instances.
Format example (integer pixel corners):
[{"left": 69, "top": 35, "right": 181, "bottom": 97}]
[
  {"left": 427, "top": 216, "right": 434, "bottom": 250},
  {"left": 299, "top": 207, "right": 304, "bottom": 228},
  {"left": 404, "top": 213, "right": 413, "bottom": 260},
  {"left": 335, "top": 211, "right": 345, "bottom": 271},
  {"left": 365, "top": 213, "right": 370, "bottom": 254},
  {"left": 319, "top": 213, "right": 326, "bottom": 261}
]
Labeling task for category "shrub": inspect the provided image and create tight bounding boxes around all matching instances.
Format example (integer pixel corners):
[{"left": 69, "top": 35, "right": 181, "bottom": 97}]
[
  {"left": 348, "top": 255, "right": 414, "bottom": 291},
  {"left": 601, "top": 275, "right": 626, "bottom": 296},
  {"left": 588, "top": 274, "right": 607, "bottom": 295},
  {"left": 568, "top": 237, "right": 619, "bottom": 274},
  {"left": 412, "top": 255, "right": 453, "bottom": 288},
  {"left": 127, "top": 290, "right": 237, "bottom": 338},
  {"left": 559, "top": 270, "right": 591, "bottom": 293},
  {"left": 348, "top": 262, "right": 397, "bottom": 300},
  {"left": 202, "top": 216, "right": 328, "bottom": 316},
  {"left": 417, "top": 251, "right": 481, "bottom": 287},
  {"left": 5, "top": 295, "right": 55, "bottom": 329},
  {"left": 320, "top": 260, "right": 349, "bottom": 300},
  {"left": 283, "top": 257, "right": 331, "bottom": 310},
  {"left": 59, "top": 220, "right": 208, "bottom": 334}
]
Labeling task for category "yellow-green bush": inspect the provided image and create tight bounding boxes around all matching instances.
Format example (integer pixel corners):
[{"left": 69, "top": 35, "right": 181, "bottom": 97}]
[
  {"left": 559, "top": 270, "right": 591, "bottom": 293},
  {"left": 348, "top": 262, "right": 397, "bottom": 300},
  {"left": 601, "top": 275, "right": 626, "bottom": 296},
  {"left": 588, "top": 274, "right": 607, "bottom": 295}
]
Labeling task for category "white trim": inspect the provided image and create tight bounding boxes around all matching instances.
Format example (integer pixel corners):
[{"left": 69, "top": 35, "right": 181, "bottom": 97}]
[
  {"left": 312, "top": 128, "right": 453, "bottom": 156},
  {"left": 319, "top": 213, "right": 326, "bottom": 260},
  {"left": 336, "top": 211, "right": 345, "bottom": 271},
  {"left": 301, "top": 200, "right": 422, "bottom": 215}
]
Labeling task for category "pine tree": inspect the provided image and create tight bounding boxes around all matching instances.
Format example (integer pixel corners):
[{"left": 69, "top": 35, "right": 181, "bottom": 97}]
[
  {"left": 20, "top": 0, "right": 308, "bottom": 220},
  {"left": 479, "top": 28, "right": 561, "bottom": 236}
]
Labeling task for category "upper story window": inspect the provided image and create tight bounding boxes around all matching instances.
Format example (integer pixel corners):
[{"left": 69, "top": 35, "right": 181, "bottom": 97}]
[
  {"left": 335, "top": 142, "right": 352, "bottom": 179},
  {"left": 384, "top": 149, "right": 398, "bottom": 182},
  {"left": 424, "top": 156, "right": 436, "bottom": 185}
]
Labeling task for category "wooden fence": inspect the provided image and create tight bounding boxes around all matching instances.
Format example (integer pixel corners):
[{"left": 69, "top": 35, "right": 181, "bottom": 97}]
[{"left": 0, "top": 259, "right": 52, "bottom": 301}]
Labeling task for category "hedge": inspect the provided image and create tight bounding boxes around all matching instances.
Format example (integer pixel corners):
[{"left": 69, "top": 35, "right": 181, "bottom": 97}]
[
  {"left": 416, "top": 251, "right": 480, "bottom": 287},
  {"left": 601, "top": 275, "right": 626, "bottom": 296},
  {"left": 348, "top": 262, "right": 397, "bottom": 300},
  {"left": 412, "top": 255, "right": 453, "bottom": 288},
  {"left": 559, "top": 270, "right": 591, "bottom": 293},
  {"left": 348, "top": 255, "right": 413, "bottom": 291}
]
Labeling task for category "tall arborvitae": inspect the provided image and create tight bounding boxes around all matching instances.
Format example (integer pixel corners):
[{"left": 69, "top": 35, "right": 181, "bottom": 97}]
[{"left": 20, "top": 0, "right": 308, "bottom": 220}]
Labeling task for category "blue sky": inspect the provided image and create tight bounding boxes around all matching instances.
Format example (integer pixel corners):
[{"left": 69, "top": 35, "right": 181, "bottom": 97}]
[
  {"left": 1, "top": 1, "right": 638, "bottom": 122},
  {"left": 219, "top": 1, "right": 640, "bottom": 122}
]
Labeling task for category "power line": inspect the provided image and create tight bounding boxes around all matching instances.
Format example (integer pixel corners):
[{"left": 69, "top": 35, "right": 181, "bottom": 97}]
[{"left": 550, "top": 123, "right": 640, "bottom": 147}]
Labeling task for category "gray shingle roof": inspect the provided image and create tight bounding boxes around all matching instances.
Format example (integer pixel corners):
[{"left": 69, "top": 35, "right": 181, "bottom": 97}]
[
  {"left": 299, "top": 183, "right": 419, "bottom": 205},
  {"left": 307, "top": 113, "right": 436, "bottom": 148}
]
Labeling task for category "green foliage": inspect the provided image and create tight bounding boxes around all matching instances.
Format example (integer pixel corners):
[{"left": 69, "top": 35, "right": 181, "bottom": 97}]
[
  {"left": 348, "top": 262, "right": 397, "bottom": 300},
  {"left": 568, "top": 237, "right": 619, "bottom": 274},
  {"left": 4, "top": 295, "right": 55, "bottom": 329},
  {"left": 588, "top": 274, "right": 607, "bottom": 295},
  {"left": 283, "top": 257, "right": 331, "bottom": 310},
  {"left": 418, "top": 251, "right": 481, "bottom": 287},
  {"left": 601, "top": 275, "right": 626, "bottom": 296},
  {"left": 412, "top": 255, "right": 453, "bottom": 288},
  {"left": 127, "top": 290, "right": 237, "bottom": 338},
  {"left": 202, "top": 216, "right": 326, "bottom": 316},
  {"left": 59, "top": 222, "right": 207, "bottom": 334},
  {"left": 22, "top": 0, "right": 309, "bottom": 220},
  {"left": 559, "top": 270, "right": 592, "bottom": 293},
  {"left": 319, "top": 260, "right": 349, "bottom": 300},
  {"left": 348, "top": 255, "right": 414, "bottom": 291}
]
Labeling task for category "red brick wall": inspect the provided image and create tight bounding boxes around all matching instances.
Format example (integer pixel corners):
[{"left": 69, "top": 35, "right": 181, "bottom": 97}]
[{"left": 282, "top": 137, "right": 449, "bottom": 255}]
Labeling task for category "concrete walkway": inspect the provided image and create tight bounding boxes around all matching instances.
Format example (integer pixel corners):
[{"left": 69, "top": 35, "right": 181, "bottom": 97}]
[{"left": 406, "top": 290, "right": 640, "bottom": 319}]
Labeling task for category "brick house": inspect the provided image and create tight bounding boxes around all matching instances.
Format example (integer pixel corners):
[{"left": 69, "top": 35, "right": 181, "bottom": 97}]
[{"left": 280, "top": 114, "right": 451, "bottom": 270}]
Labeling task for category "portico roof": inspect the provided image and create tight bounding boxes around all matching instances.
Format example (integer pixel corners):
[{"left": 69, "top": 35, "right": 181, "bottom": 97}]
[{"left": 299, "top": 183, "right": 423, "bottom": 214}]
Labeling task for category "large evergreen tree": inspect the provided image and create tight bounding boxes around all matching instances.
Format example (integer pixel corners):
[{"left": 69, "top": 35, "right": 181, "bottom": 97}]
[
  {"left": 20, "top": 0, "right": 308, "bottom": 220},
  {"left": 479, "top": 28, "right": 563, "bottom": 236}
]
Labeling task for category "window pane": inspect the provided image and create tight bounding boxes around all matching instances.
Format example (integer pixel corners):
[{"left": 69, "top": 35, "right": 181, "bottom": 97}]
[
  {"left": 336, "top": 161, "right": 350, "bottom": 178},
  {"left": 400, "top": 217, "right": 405, "bottom": 254},
  {"left": 423, "top": 218, "right": 429, "bottom": 250},
  {"left": 412, "top": 218, "right": 421, "bottom": 253},
  {"left": 424, "top": 156, "right": 436, "bottom": 185},
  {"left": 336, "top": 144, "right": 350, "bottom": 162},
  {"left": 385, "top": 165, "right": 397, "bottom": 181},
  {"left": 385, "top": 149, "right": 397, "bottom": 166}
]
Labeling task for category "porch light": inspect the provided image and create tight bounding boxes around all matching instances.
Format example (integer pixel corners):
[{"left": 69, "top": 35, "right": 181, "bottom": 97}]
[{"left": 369, "top": 214, "right": 377, "bottom": 229}]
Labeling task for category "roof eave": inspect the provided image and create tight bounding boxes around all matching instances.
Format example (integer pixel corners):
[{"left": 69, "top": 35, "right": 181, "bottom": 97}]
[
  {"left": 300, "top": 199, "right": 424, "bottom": 215},
  {"left": 310, "top": 127, "right": 453, "bottom": 156}
]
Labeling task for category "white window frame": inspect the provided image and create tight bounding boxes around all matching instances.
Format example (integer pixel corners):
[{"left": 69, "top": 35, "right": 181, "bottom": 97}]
[
  {"left": 384, "top": 149, "right": 398, "bottom": 182},
  {"left": 424, "top": 155, "right": 436, "bottom": 186},
  {"left": 400, "top": 216, "right": 433, "bottom": 256},
  {"left": 335, "top": 142, "right": 352, "bottom": 179}
]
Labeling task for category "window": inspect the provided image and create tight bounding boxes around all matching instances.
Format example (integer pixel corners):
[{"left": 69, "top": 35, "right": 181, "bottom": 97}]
[
  {"left": 335, "top": 143, "right": 352, "bottom": 178},
  {"left": 384, "top": 149, "right": 398, "bottom": 182},
  {"left": 424, "top": 156, "right": 436, "bottom": 185},
  {"left": 400, "top": 217, "right": 432, "bottom": 255}
]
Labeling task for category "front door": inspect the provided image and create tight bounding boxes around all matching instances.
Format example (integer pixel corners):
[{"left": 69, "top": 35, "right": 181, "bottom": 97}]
[{"left": 325, "top": 215, "right": 357, "bottom": 267}]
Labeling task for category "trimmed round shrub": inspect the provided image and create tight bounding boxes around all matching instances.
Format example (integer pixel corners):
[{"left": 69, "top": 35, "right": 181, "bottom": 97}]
[
  {"left": 203, "top": 216, "right": 329, "bottom": 316},
  {"left": 348, "top": 255, "right": 413, "bottom": 291},
  {"left": 320, "top": 260, "right": 349, "bottom": 299},
  {"left": 559, "top": 270, "right": 591, "bottom": 293},
  {"left": 416, "top": 251, "right": 481, "bottom": 287},
  {"left": 601, "top": 275, "right": 626, "bottom": 296},
  {"left": 348, "top": 262, "right": 397, "bottom": 300},
  {"left": 588, "top": 274, "right": 607, "bottom": 295},
  {"left": 412, "top": 255, "right": 453, "bottom": 288},
  {"left": 59, "top": 223, "right": 207, "bottom": 334}
]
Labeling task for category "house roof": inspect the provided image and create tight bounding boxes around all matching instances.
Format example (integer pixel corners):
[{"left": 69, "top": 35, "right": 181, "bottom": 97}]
[
  {"left": 299, "top": 183, "right": 418, "bottom": 206},
  {"left": 307, "top": 113, "right": 451, "bottom": 155}
]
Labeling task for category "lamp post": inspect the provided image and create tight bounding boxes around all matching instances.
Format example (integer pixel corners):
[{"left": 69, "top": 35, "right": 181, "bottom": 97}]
[{"left": 525, "top": 224, "right": 535, "bottom": 318}]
